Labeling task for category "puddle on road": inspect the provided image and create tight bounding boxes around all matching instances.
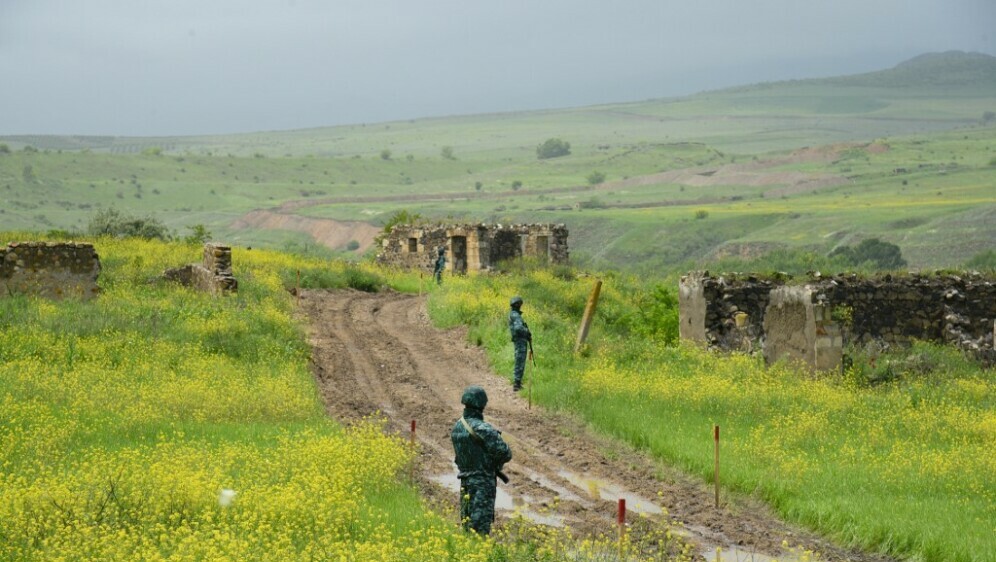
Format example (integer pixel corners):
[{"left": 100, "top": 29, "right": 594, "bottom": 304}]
[
  {"left": 431, "top": 471, "right": 514, "bottom": 510},
  {"left": 697, "top": 546, "right": 783, "bottom": 562},
  {"left": 522, "top": 470, "right": 589, "bottom": 505},
  {"left": 556, "top": 470, "right": 663, "bottom": 515},
  {"left": 679, "top": 524, "right": 792, "bottom": 562}
]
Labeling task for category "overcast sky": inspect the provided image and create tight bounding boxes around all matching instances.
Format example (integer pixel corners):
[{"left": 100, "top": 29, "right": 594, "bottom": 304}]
[{"left": 1, "top": 0, "right": 993, "bottom": 137}]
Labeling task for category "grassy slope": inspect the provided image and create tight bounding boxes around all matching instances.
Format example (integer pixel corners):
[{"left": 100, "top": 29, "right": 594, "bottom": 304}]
[{"left": 1, "top": 53, "right": 994, "bottom": 271}]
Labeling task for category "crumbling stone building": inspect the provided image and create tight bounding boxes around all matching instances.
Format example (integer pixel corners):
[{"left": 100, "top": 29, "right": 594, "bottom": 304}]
[
  {"left": 377, "top": 223, "right": 569, "bottom": 274},
  {"left": 679, "top": 271, "right": 996, "bottom": 369},
  {"left": 1, "top": 241, "right": 101, "bottom": 300}
]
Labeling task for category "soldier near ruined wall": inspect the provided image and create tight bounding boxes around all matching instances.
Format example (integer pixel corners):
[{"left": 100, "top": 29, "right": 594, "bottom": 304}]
[
  {"left": 450, "top": 385, "right": 512, "bottom": 535},
  {"left": 508, "top": 296, "right": 532, "bottom": 391},
  {"left": 433, "top": 246, "right": 447, "bottom": 285}
]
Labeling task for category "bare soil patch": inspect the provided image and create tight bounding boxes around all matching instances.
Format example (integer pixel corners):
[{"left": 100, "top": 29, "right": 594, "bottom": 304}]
[
  {"left": 301, "top": 289, "right": 894, "bottom": 562},
  {"left": 230, "top": 210, "right": 381, "bottom": 251}
]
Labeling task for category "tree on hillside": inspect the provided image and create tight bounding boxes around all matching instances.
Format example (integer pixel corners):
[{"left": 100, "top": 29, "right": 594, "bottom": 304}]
[
  {"left": 829, "top": 238, "right": 907, "bottom": 270},
  {"left": 440, "top": 146, "right": 455, "bottom": 160},
  {"left": 380, "top": 149, "right": 392, "bottom": 160},
  {"left": 536, "top": 138, "right": 571, "bottom": 159},
  {"left": 0, "top": 143, "right": 10, "bottom": 154}
]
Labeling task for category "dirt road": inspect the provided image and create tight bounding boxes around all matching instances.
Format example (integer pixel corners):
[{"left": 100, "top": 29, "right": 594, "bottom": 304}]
[{"left": 301, "top": 289, "right": 891, "bottom": 562}]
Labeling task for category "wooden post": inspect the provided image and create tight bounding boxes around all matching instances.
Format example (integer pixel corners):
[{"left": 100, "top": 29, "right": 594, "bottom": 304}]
[
  {"left": 410, "top": 420, "right": 416, "bottom": 446},
  {"left": 713, "top": 425, "right": 720, "bottom": 508},
  {"left": 574, "top": 279, "right": 603, "bottom": 353},
  {"left": 617, "top": 498, "right": 626, "bottom": 555},
  {"left": 296, "top": 269, "right": 301, "bottom": 305},
  {"left": 528, "top": 374, "right": 532, "bottom": 410}
]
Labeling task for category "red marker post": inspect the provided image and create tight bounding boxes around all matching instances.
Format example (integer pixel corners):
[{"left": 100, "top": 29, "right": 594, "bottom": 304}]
[
  {"left": 713, "top": 425, "right": 720, "bottom": 508},
  {"left": 409, "top": 420, "right": 417, "bottom": 481}
]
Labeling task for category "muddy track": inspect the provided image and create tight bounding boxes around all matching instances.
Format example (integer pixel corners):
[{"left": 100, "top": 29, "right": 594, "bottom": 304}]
[{"left": 302, "top": 289, "right": 893, "bottom": 562}]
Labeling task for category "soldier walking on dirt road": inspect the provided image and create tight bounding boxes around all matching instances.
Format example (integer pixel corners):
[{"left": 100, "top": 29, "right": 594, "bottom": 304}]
[
  {"left": 508, "top": 296, "right": 532, "bottom": 391},
  {"left": 451, "top": 385, "right": 512, "bottom": 536}
]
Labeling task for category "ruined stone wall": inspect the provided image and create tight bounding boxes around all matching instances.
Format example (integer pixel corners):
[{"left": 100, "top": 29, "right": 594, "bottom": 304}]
[
  {"left": 678, "top": 272, "right": 776, "bottom": 349},
  {"left": 378, "top": 223, "right": 569, "bottom": 272},
  {"left": 377, "top": 226, "right": 462, "bottom": 272},
  {"left": 679, "top": 272, "right": 996, "bottom": 367},
  {"left": 0, "top": 242, "right": 101, "bottom": 300},
  {"left": 163, "top": 243, "right": 237, "bottom": 294}
]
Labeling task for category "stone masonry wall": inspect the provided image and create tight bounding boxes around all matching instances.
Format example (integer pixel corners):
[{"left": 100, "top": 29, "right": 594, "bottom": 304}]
[
  {"left": 378, "top": 223, "right": 569, "bottom": 273},
  {"left": 679, "top": 271, "right": 996, "bottom": 367},
  {"left": 678, "top": 271, "right": 777, "bottom": 350},
  {"left": 0, "top": 242, "right": 101, "bottom": 300}
]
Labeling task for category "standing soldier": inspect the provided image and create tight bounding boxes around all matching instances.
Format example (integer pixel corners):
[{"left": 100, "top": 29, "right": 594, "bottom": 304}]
[
  {"left": 433, "top": 246, "right": 447, "bottom": 285},
  {"left": 451, "top": 385, "right": 512, "bottom": 535},
  {"left": 508, "top": 296, "right": 532, "bottom": 391}
]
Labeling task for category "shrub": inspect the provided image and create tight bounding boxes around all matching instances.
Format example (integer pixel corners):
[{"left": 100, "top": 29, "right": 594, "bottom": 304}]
[
  {"left": 511, "top": 180, "right": 523, "bottom": 191},
  {"left": 440, "top": 146, "right": 455, "bottom": 160},
  {"left": 586, "top": 170, "right": 606, "bottom": 185},
  {"left": 380, "top": 149, "right": 392, "bottom": 160},
  {"left": 183, "top": 224, "right": 212, "bottom": 245},
  {"left": 345, "top": 240, "right": 360, "bottom": 251},
  {"left": 694, "top": 209, "right": 709, "bottom": 219},
  {"left": 536, "top": 138, "right": 571, "bottom": 159},
  {"left": 344, "top": 266, "right": 382, "bottom": 292},
  {"left": 87, "top": 208, "right": 172, "bottom": 240},
  {"left": 829, "top": 238, "right": 906, "bottom": 269}
]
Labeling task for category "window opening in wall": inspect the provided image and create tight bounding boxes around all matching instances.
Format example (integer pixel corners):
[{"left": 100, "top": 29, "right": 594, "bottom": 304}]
[{"left": 407, "top": 237, "right": 418, "bottom": 253}]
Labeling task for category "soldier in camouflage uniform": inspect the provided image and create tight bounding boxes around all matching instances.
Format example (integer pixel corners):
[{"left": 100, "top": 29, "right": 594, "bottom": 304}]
[
  {"left": 450, "top": 385, "right": 512, "bottom": 535},
  {"left": 508, "top": 296, "right": 532, "bottom": 391},
  {"left": 433, "top": 246, "right": 447, "bottom": 285}
]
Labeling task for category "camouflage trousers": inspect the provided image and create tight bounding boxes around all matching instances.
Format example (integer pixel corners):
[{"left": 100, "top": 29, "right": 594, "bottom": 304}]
[
  {"left": 459, "top": 474, "right": 497, "bottom": 535},
  {"left": 434, "top": 269, "right": 443, "bottom": 285},
  {"left": 513, "top": 340, "right": 528, "bottom": 386}
]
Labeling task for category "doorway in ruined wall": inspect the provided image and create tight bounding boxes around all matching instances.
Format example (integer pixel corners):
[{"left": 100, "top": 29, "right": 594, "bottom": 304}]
[
  {"left": 535, "top": 235, "right": 550, "bottom": 262},
  {"left": 451, "top": 236, "right": 467, "bottom": 274}
]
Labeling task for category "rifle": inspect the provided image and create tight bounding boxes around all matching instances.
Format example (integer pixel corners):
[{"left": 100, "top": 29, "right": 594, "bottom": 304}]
[
  {"left": 460, "top": 417, "right": 510, "bottom": 484},
  {"left": 528, "top": 339, "right": 536, "bottom": 366}
]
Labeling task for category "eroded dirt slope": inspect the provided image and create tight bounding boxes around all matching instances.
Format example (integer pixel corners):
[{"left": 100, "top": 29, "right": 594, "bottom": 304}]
[{"left": 301, "top": 289, "right": 892, "bottom": 562}]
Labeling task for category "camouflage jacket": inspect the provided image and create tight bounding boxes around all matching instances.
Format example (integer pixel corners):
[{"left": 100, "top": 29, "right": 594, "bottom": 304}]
[
  {"left": 451, "top": 410, "right": 512, "bottom": 478},
  {"left": 508, "top": 309, "right": 531, "bottom": 342}
]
